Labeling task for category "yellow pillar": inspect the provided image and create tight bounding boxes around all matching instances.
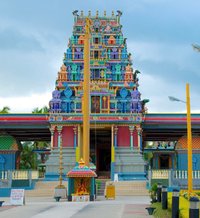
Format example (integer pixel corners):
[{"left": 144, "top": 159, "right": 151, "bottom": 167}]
[
  {"left": 108, "top": 96, "right": 110, "bottom": 113},
  {"left": 111, "top": 125, "right": 115, "bottom": 162},
  {"left": 186, "top": 83, "right": 193, "bottom": 195},
  {"left": 76, "top": 125, "right": 81, "bottom": 162},
  {"left": 83, "top": 18, "right": 91, "bottom": 166},
  {"left": 59, "top": 134, "right": 63, "bottom": 187}
]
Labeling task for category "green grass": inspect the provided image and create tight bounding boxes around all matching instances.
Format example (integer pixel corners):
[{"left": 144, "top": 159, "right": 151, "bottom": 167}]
[{"left": 152, "top": 202, "right": 171, "bottom": 218}]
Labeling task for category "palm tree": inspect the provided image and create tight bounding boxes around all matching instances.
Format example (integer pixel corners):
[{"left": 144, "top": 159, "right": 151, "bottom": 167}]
[
  {"left": 20, "top": 142, "right": 37, "bottom": 169},
  {"left": 32, "top": 106, "right": 48, "bottom": 114},
  {"left": 0, "top": 106, "right": 10, "bottom": 114}
]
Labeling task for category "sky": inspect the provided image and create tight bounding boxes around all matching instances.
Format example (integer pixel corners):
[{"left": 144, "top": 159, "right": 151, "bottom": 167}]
[{"left": 0, "top": 0, "right": 199, "bottom": 113}]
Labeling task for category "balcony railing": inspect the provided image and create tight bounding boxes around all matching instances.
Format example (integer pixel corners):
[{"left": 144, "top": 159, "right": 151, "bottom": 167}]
[
  {"left": 0, "top": 170, "right": 39, "bottom": 180},
  {"left": 151, "top": 169, "right": 200, "bottom": 179}
]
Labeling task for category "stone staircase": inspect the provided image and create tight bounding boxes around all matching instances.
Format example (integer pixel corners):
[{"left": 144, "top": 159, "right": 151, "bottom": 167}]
[
  {"left": 106, "top": 181, "right": 149, "bottom": 196},
  {"left": 25, "top": 180, "right": 148, "bottom": 197},
  {"left": 96, "top": 179, "right": 109, "bottom": 196},
  {"left": 25, "top": 181, "right": 68, "bottom": 197}
]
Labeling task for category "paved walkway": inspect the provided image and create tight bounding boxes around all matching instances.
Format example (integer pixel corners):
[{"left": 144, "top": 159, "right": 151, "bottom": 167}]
[{"left": 0, "top": 196, "right": 153, "bottom": 218}]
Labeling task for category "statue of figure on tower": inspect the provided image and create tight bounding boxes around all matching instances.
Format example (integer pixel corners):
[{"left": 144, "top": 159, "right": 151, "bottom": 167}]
[
  {"left": 49, "top": 89, "right": 62, "bottom": 113},
  {"left": 130, "top": 87, "right": 142, "bottom": 113},
  {"left": 131, "top": 87, "right": 141, "bottom": 100}
]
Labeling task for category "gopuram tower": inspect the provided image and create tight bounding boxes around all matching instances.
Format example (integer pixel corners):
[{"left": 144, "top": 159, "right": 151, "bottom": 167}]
[{"left": 46, "top": 11, "right": 148, "bottom": 181}]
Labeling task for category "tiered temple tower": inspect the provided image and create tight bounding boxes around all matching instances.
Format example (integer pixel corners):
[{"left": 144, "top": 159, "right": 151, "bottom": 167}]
[{"left": 46, "top": 11, "right": 149, "bottom": 180}]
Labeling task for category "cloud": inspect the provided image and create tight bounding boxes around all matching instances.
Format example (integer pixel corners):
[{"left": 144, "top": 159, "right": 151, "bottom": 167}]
[
  {"left": 0, "top": 28, "right": 44, "bottom": 51},
  {"left": 0, "top": 92, "right": 52, "bottom": 113},
  {"left": 128, "top": 39, "right": 200, "bottom": 88},
  {"left": 0, "top": 49, "right": 61, "bottom": 97},
  {"left": 0, "top": 26, "right": 66, "bottom": 97},
  {"left": 139, "top": 73, "right": 200, "bottom": 113}
]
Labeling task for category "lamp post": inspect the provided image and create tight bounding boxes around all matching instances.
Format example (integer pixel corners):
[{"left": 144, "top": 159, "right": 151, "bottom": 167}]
[{"left": 168, "top": 83, "right": 193, "bottom": 196}]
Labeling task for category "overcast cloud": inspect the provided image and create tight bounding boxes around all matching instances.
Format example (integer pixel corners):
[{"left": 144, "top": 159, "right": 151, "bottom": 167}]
[{"left": 0, "top": 0, "right": 199, "bottom": 112}]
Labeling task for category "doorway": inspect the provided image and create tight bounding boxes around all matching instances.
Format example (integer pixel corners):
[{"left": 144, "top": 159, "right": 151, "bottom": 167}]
[
  {"left": 90, "top": 128, "right": 111, "bottom": 177},
  {"left": 159, "top": 155, "right": 170, "bottom": 169}
]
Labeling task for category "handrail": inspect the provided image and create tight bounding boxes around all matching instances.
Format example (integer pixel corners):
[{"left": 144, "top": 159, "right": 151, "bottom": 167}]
[
  {"left": 0, "top": 170, "right": 39, "bottom": 180},
  {"left": 151, "top": 169, "right": 200, "bottom": 179}
]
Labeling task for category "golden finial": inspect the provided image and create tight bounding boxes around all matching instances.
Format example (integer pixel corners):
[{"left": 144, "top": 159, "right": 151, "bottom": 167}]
[
  {"left": 112, "top": 11, "right": 114, "bottom": 16},
  {"left": 88, "top": 10, "right": 91, "bottom": 17},
  {"left": 96, "top": 10, "right": 99, "bottom": 18},
  {"left": 104, "top": 11, "right": 106, "bottom": 16},
  {"left": 79, "top": 158, "right": 85, "bottom": 167},
  {"left": 81, "top": 10, "right": 84, "bottom": 16}
]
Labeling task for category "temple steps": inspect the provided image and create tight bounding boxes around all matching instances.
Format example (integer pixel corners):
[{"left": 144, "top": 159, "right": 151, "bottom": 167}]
[
  {"left": 25, "top": 180, "right": 148, "bottom": 197},
  {"left": 25, "top": 181, "right": 68, "bottom": 197},
  {"left": 96, "top": 179, "right": 109, "bottom": 196},
  {"left": 106, "top": 181, "right": 149, "bottom": 196}
]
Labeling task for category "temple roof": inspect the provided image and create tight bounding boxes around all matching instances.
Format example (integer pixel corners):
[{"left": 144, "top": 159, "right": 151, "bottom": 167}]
[{"left": 67, "top": 159, "right": 97, "bottom": 178}]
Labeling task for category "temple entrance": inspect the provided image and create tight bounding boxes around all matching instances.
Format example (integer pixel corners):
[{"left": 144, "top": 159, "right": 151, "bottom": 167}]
[
  {"left": 159, "top": 155, "right": 170, "bottom": 169},
  {"left": 90, "top": 128, "right": 111, "bottom": 178}
]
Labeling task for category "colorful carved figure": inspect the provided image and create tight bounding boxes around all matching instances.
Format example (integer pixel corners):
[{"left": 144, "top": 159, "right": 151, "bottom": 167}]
[
  {"left": 49, "top": 90, "right": 61, "bottom": 113},
  {"left": 130, "top": 88, "right": 142, "bottom": 113}
]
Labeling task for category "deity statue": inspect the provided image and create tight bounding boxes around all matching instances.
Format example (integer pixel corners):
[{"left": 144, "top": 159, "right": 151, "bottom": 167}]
[
  {"left": 76, "top": 179, "right": 89, "bottom": 195},
  {"left": 130, "top": 88, "right": 141, "bottom": 113}
]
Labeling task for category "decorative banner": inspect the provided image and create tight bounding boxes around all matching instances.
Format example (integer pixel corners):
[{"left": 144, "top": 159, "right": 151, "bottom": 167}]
[{"left": 10, "top": 189, "right": 25, "bottom": 205}]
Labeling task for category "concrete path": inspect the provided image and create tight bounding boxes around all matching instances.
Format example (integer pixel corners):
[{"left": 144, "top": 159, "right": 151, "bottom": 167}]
[{"left": 0, "top": 196, "right": 153, "bottom": 218}]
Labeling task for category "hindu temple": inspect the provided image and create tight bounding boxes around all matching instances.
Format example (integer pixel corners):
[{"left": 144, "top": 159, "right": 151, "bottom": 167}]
[{"left": 46, "top": 10, "right": 149, "bottom": 181}]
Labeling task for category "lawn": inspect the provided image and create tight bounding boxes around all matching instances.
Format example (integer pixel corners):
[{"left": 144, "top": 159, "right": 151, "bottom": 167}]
[
  {"left": 152, "top": 192, "right": 190, "bottom": 218},
  {"left": 152, "top": 202, "right": 171, "bottom": 217}
]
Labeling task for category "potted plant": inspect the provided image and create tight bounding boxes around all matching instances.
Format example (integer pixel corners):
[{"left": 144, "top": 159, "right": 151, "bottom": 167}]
[{"left": 149, "top": 183, "right": 158, "bottom": 203}]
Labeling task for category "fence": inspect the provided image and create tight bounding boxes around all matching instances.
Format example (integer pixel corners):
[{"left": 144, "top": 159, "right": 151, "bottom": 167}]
[
  {"left": 149, "top": 169, "right": 200, "bottom": 189},
  {"left": 0, "top": 170, "right": 39, "bottom": 188}
]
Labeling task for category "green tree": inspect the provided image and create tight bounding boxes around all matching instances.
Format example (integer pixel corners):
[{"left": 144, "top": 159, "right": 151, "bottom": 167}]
[
  {"left": 0, "top": 106, "right": 10, "bottom": 114},
  {"left": 32, "top": 106, "right": 48, "bottom": 114},
  {"left": 33, "top": 141, "right": 50, "bottom": 149},
  {"left": 20, "top": 142, "right": 37, "bottom": 169}
]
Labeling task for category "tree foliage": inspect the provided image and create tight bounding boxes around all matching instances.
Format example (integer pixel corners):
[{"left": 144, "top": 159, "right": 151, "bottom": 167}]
[
  {"left": 20, "top": 142, "right": 37, "bottom": 169},
  {"left": 20, "top": 141, "right": 50, "bottom": 169},
  {"left": 33, "top": 141, "right": 50, "bottom": 149},
  {"left": 32, "top": 106, "right": 48, "bottom": 114},
  {"left": 0, "top": 106, "right": 10, "bottom": 114}
]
